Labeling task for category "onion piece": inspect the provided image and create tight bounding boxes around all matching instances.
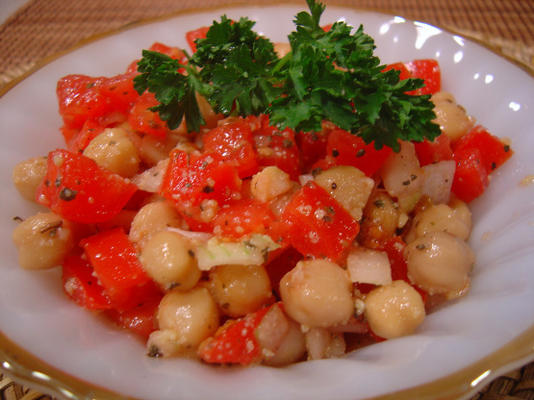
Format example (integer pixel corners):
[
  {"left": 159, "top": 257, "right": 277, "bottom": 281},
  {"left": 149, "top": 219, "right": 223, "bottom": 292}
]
[
  {"left": 346, "top": 247, "right": 392, "bottom": 286},
  {"left": 421, "top": 160, "right": 456, "bottom": 204},
  {"left": 132, "top": 158, "right": 168, "bottom": 192}
]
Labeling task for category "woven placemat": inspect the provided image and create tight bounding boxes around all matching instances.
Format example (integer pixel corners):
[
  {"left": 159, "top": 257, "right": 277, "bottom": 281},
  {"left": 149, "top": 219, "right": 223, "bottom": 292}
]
[{"left": 1, "top": 0, "right": 534, "bottom": 399}]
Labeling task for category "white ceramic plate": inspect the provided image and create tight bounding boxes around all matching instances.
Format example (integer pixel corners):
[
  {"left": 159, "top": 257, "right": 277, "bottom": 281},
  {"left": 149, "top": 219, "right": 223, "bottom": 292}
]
[{"left": 1, "top": 4, "right": 534, "bottom": 400}]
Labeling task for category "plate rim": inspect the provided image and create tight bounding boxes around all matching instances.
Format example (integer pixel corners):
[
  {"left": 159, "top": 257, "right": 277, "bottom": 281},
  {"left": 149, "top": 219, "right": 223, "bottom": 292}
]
[{"left": 1, "top": 2, "right": 533, "bottom": 399}]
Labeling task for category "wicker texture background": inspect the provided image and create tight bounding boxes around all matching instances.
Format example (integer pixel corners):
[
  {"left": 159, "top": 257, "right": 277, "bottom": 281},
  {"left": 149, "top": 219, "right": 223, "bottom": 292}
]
[{"left": 1, "top": 0, "right": 534, "bottom": 399}]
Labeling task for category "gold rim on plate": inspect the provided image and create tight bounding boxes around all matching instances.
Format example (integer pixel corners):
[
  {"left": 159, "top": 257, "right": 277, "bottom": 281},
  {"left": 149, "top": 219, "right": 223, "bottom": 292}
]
[{"left": 1, "top": 2, "right": 533, "bottom": 399}]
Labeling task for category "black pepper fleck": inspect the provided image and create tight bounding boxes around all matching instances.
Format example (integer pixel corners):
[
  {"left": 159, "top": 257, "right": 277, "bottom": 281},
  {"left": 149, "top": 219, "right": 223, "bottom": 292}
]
[{"left": 59, "top": 187, "right": 77, "bottom": 201}]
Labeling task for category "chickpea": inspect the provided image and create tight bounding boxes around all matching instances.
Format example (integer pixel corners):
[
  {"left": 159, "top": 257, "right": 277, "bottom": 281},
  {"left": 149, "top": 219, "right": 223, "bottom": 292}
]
[
  {"left": 140, "top": 230, "right": 200, "bottom": 291},
  {"left": 431, "top": 92, "right": 474, "bottom": 142},
  {"left": 12, "top": 212, "right": 74, "bottom": 270},
  {"left": 156, "top": 287, "right": 219, "bottom": 352},
  {"left": 280, "top": 259, "right": 353, "bottom": 328},
  {"left": 12, "top": 156, "right": 47, "bottom": 202},
  {"left": 264, "top": 319, "right": 306, "bottom": 366},
  {"left": 405, "top": 203, "right": 472, "bottom": 243},
  {"left": 129, "top": 200, "right": 184, "bottom": 248},
  {"left": 197, "top": 93, "right": 222, "bottom": 129},
  {"left": 364, "top": 280, "right": 426, "bottom": 339},
  {"left": 83, "top": 127, "right": 140, "bottom": 178},
  {"left": 405, "top": 231, "right": 474, "bottom": 295},
  {"left": 315, "top": 166, "right": 374, "bottom": 221},
  {"left": 250, "top": 166, "right": 293, "bottom": 203},
  {"left": 359, "top": 190, "right": 400, "bottom": 247},
  {"left": 137, "top": 133, "right": 180, "bottom": 167},
  {"left": 208, "top": 264, "right": 272, "bottom": 317}
]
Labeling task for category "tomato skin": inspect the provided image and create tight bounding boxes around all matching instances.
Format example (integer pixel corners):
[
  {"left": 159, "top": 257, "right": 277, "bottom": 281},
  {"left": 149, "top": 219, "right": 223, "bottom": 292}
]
[
  {"left": 280, "top": 182, "right": 359, "bottom": 261},
  {"left": 452, "top": 125, "right": 513, "bottom": 172},
  {"left": 66, "top": 119, "right": 105, "bottom": 153},
  {"left": 57, "top": 75, "right": 113, "bottom": 130},
  {"left": 202, "top": 121, "right": 259, "bottom": 178},
  {"left": 186, "top": 26, "right": 210, "bottom": 53},
  {"left": 384, "top": 59, "right": 440, "bottom": 95},
  {"left": 62, "top": 251, "right": 112, "bottom": 310},
  {"left": 253, "top": 123, "right": 301, "bottom": 180},
  {"left": 414, "top": 133, "right": 453, "bottom": 166},
  {"left": 81, "top": 228, "right": 158, "bottom": 310},
  {"left": 383, "top": 62, "right": 412, "bottom": 81},
  {"left": 160, "top": 149, "right": 242, "bottom": 226},
  {"left": 405, "top": 59, "right": 441, "bottom": 95},
  {"left": 128, "top": 92, "right": 169, "bottom": 139},
  {"left": 296, "top": 129, "right": 329, "bottom": 172},
  {"left": 36, "top": 149, "right": 138, "bottom": 224},
  {"left": 57, "top": 73, "right": 137, "bottom": 130},
  {"left": 212, "top": 199, "right": 275, "bottom": 239},
  {"left": 325, "top": 129, "right": 393, "bottom": 177},
  {"left": 198, "top": 304, "right": 274, "bottom": 365},
  {"left": 451, "top": 147, "right": 489, "bottom": 203},
  {"left": 105, "top": 295, "right": 161, "bottom": 339},
  {"left": 264, "top": 247, "right": 302, "bottom": 295}
]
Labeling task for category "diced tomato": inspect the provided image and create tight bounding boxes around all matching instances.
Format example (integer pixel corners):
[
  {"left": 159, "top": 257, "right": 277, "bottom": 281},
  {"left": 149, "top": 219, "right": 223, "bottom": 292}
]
[
  {"left": 202, "top": 121, "right": 259, "bottom": 178},
  {"left": 149, "top": 42, "right": 187, "bottom": 63},
  {"left": 414, "top": 133, "right": 453, "bottom": 166},
  {"left": 280, "top": 181, "right": 359, "bottom": 260},
  {"left": 453, "top": 125, "right": 513, "bottom": 172},
  {"left": 326, "top": 129, "right": 393, "bottom": 177},
  {"left": 265, "top": 247, "right": 303, "bottom": 295},
  {"left": 160, "top": 149, "right": 242, "bottom": 227},
  {"left": 36, "top": 149, "right": 138, "bottom": 223},
  {"left": 57, "top": 73, "right": 137, "bottom": 130},
  {"left": 296, "top": 129, "right": 329, "bottom": 172},
  {"left": 451, "top": 147, "right": 489, "bottom": 203},
  {"left": 376, "top": 236, "right": 408, "bottom": 282},
  {"left": 81, "top": 228, "right": 159, "bottom": 310},
  {"left": 62, "top": 251, "right": 111, "bottom": 310},
  {"left": 97, "top": 72, "right": 139, "bottom": 114},
  {"left": 253, "top": 123, "right": 300, "bottom": 180},
  {"left": 186, "top": 26, "right": 209, "bottom": 53},
  {"left": 212, "top": 199, "right": 275, "bottom": 239},
  {"left": 383, "top": 62, "right": 412, "bottom": 81},
  {"left": 105, "top": 295, "right": 161, "bottom": 339},
  {"left": 198, "top": 304, "right": 272, "bottom": 365},
  {"left": 128, "top": 92, "right": 169, "bottom": 139},
  {"left": 66, "top": 119, "right": 105, "bottom": 153},
  {"left": 57, "top": 75, "right": 114, "bottom": 130},
  {"left": 321, "top": 23, "right": 333, "bottom": 32},
  {"left": 405, "top": 59, "right": 441, "bottom": 95}
]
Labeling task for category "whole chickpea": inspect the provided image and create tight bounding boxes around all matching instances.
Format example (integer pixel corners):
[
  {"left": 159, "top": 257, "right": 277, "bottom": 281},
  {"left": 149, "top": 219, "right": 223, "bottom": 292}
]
[
  {"left": 12, "top": 156, "right": 48, "bottom": 202},
  {"left": 12, "top": 212, "right": 74, "bottom": 270},
  {"left": 364, "top": 280, "right": 426, "bottom": 339},
  {"left": 140, "top": 230, "right": 200, "bottom": 291},
  {"left": 83, "top": 127, "right": 140, "bottom": 178},
  {"left": 208, "top": 264, "right": 272, "bottom": 317},
  {"left": 405, "top": 203, "right": 472, "bottom": 243},
  {"left": 431, "top": 92, "right": 474, "bottom": 142},
  {"left": 405, "top": 231, "right": 474, "bottom": 296},
  {"left": 280, "top": 259, "right": 353, "bottom": 328},
  {"left": 129, "top": 200, "right": 184, "bottom": 248},
  {"left": 156, "top": 287, "right": 219, "bottom": 353}
]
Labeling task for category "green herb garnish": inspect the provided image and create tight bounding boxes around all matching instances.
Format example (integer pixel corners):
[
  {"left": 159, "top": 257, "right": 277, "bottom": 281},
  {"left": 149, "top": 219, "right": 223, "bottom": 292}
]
[{"left": 134, "top": 0, "right": 440, "bottom": 150}]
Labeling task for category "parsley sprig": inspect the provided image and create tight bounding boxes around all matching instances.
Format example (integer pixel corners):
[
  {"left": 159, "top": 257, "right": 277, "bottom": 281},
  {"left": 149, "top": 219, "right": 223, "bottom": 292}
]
[{"left": 134, "top": 0, "right": 440, "bottom": 150}]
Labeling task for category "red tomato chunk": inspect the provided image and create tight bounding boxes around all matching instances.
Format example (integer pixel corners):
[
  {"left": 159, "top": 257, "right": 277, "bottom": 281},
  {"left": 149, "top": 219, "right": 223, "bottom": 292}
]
[
  {"left": 280, "top": 181, "right": 359, "bottom": 260},
  {"left": 36, "top": 149, "right": 138, "bottom": 224}
]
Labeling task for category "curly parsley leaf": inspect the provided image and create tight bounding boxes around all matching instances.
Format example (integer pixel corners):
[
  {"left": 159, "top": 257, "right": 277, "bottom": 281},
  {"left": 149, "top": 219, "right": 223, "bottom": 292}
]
[
  {"left": 269, "top": 1, "right": 440, "bottom": 150},
  {"left": 191, "top": 16, "right": 283, "bottom": 117},
  {"left": 134, "top": 0, "right": 440, "bottom": 149},
  {"left": 134, "top": 50, "right": 206, "bottom": 132}
]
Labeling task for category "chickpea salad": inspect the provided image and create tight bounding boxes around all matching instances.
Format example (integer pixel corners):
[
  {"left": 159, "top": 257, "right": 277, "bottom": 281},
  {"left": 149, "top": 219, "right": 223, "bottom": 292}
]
[{"left": 11, "top": 0, "right": 513, "bottom": 367}]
